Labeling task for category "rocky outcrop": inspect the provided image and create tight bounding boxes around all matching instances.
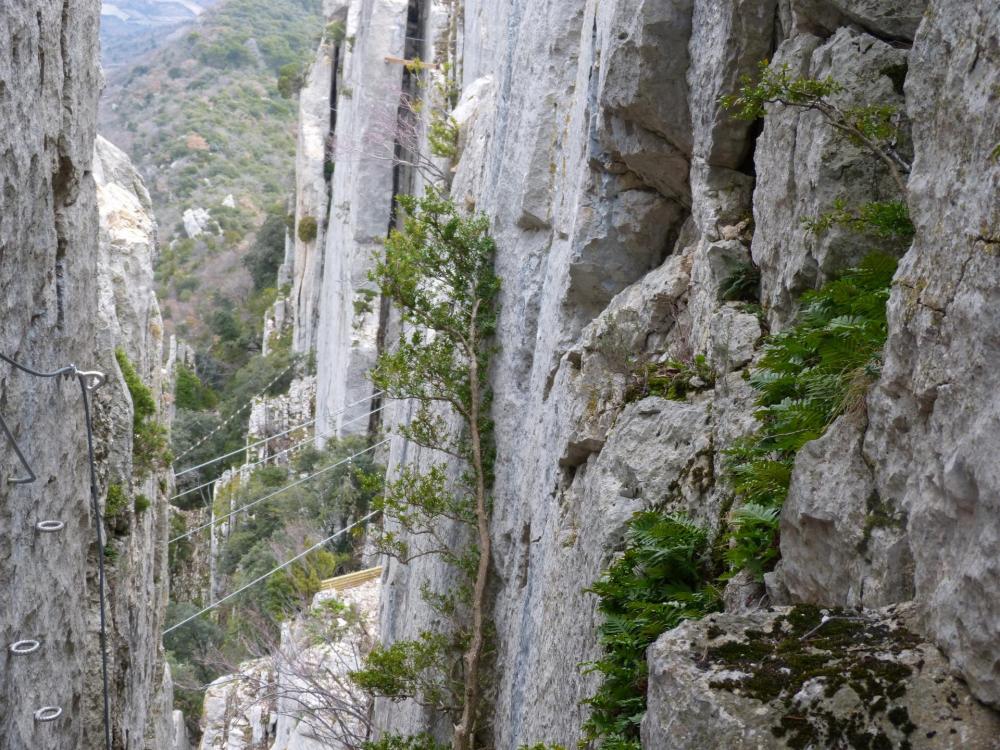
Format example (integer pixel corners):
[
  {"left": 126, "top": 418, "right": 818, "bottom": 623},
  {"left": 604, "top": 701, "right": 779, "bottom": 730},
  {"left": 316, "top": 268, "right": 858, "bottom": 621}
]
[
  {"left": 774, "top": 413, "right": 913, "bottom": 609},
  {"left": 245, "top": 376, "right": 317, "bottom": 463},
  {"left": 751, "top": 26, "right": 911, "bottom": 328},
  {"left": 199, "top": 578, "right": 380, "bottom": 750},
  {"left": 0, "top": 3, "right": 173, "bottom": 747},
  {"left": 643, "top": 604, "right": 1000, "bottom": 749},
  {"left": 94, "top": 134, "right": 177, "bottom": 749},
  {"left": 862, "top": 0, "right": 1000, "bottom": 706}
]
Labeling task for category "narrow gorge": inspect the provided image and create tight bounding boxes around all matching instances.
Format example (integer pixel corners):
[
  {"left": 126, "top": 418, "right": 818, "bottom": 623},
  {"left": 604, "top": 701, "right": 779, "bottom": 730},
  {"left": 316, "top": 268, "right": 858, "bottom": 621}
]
[{"left": 1, "top": 1, "right": 999, "bottom": 749}]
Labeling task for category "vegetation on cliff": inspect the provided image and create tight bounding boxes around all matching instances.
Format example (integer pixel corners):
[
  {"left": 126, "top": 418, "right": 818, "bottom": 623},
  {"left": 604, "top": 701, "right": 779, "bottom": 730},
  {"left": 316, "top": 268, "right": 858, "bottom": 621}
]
[{"left": 349, "top": 189, "right": 500, "bottom": 750}]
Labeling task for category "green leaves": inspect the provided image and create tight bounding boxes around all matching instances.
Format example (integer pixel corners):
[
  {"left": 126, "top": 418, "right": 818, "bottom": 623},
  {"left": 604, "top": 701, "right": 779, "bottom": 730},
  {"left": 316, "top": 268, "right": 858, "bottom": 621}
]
[
  {"left": 802, "top": 198, "right": 914, "bottom": 245},
  {"left": 360, "top": 189, "right": 500, "bottom": 745},
  {"left": 116, "top": 348, "right": 171, "bottom": 476},
  {"left": 720, "top": 59, "right": 910, "bottom": 194},
  {"left": 582, "top": 512, "right": 720, "bottom": 749},
  {"left": 722, "top": 253, "right": 898, "bottom": 579},
  {"left": 720, "top": 61, "right": 843, "bottom": 121},
  {"left": 349, "top": 631, "right": 457, "bottom": 711}
]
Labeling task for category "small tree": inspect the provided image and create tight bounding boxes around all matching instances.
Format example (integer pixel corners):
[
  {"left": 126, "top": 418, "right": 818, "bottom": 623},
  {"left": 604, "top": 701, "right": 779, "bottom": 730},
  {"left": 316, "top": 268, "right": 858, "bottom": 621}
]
[
  {"left": 721, "top": 61, "right": 911, "bottom": 194},
  {"left": 353, "top": 188, "right": 499, "bottom": 750}
]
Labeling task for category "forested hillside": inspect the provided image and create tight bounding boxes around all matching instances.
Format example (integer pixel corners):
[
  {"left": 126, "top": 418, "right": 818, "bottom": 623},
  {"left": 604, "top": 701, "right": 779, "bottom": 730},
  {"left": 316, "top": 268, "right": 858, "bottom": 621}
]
[{"left": 99, "top": 0, "right": 322, "bottom": 356}]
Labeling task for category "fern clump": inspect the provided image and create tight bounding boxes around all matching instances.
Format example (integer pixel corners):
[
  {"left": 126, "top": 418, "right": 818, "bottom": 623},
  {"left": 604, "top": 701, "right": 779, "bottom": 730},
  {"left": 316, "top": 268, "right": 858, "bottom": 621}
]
[
  {"left": 582, "top": 512, "right": 720, "bottom": 749},
  {"left": 723, "top": 253, "right": 898, "bottom": 578}
]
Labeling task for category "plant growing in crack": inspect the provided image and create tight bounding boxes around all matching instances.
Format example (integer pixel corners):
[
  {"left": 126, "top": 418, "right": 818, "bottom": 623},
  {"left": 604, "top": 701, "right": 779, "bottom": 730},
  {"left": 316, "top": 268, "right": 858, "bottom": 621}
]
[
  {"left": 721, "top": 60, "right": 911, "bottom": 194},
  {"left": 721, "top": 253, "right": 898, "bottom": 580},
  {"left": 350, "top": 188, "right": 499, "bottom": 750}
]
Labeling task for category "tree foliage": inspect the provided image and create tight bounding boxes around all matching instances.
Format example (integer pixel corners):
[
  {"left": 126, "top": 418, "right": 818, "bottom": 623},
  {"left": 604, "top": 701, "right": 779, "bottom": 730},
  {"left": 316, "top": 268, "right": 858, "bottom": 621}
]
[
  {"left": 357, "top": 189, "right": 499, "bottom": 750},
  {"left": 175, "top": 365, "right": 218, "bottom": 411},
  {"left": 116, "top": 348, "right": 170, "bottom": 476},
  {"left": 721, "top": 60, "right": 911, "bottom": 194},
  {"left": 244, "top": 206, "right": 289, "bottom": 290}
]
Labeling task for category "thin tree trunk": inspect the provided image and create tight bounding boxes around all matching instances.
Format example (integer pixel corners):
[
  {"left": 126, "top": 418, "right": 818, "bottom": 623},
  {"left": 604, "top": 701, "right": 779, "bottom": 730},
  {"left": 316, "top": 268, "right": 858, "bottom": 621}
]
[{"left": 453, "top": 314, "right": 490, "bottom": 750}]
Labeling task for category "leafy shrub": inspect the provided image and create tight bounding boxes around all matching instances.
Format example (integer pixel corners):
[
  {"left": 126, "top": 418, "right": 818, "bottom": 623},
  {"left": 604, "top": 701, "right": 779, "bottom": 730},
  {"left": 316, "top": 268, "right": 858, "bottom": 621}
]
[
  {"left": 626, "top": 355, "right": 716, "bottom": 403},
  {"left": 277, "top": 62, "right": 304, "bottom": 98},
  {"left": 244, "top": 207, "right": 288, "bottom": 290},
  {"left": 722, "top": 253, "right": 898, "bottom": 578},
  {"left": 325, "top": 20, "right": 347, "bottom": 43},
  {"left": 297, "top": 215, "right": 318, "bottom": 243},
  {"left": 719, "top": 262, "right": 761, "bottom": 303},
  {"left": 134, "top": 494, "right": 152, "bottom": 514},
  {"left": 721, "top": 60, "right": 911, "bottom": 194},
  {"left": 106, "top": 484, "right": 129, "bottom": 518},
  {"left": 582, "top": 512, "right": 720, "bottom": 749},
  {"left": 802, "top": 198, "right": 914, "bottom": 245},
  {"left": 116, "top": 349, "right": 170, "bottom": 477},
  {"left": 175, "top": 365, "right": 218, "bottom": 411},
  {"left": 349, "top": 631, "right": 455, "bottom": 711}
]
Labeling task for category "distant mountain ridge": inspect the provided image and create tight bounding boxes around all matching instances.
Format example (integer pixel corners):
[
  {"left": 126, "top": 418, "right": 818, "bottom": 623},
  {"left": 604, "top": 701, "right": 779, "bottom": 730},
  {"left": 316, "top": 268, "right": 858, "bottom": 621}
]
[{"left": 101, "top": 0, "right": 221, "bottom": 68}]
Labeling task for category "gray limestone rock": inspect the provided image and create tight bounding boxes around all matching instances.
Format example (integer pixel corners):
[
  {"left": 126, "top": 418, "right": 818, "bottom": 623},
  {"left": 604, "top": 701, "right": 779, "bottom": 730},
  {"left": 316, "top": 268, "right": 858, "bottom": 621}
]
[
  {"left": 793, "top": 0, "right": 928, "bottom": 42},
  {"left": 750, "top": 28, "right": 910, "bottom": 329},
  {"left": 290, "top": 36, "right": 335, "bottom": 355},
  {"left": 688, "top": 0, "right": 778, "bottom": 169},
  {"left": 0, "top": 3, "right": 171, "bottom": 745},
  {"left": 778, "top": 414, "right": 913, "bottom": 609},
  {"left": 864, "top": 0, "right": 1000, "bottom": 707},
  {"left": 643, "top": 605, "right": 1000, "bottom": 748},
  {"left": 313, "top": 0, "right": 410, "bottom": 445}
]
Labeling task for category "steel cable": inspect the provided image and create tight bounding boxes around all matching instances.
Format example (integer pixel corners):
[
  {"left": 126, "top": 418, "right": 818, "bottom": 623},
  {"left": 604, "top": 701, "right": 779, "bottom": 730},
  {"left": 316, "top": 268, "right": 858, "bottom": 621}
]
[
  {"left": 163, "top": 510, "right": 379, "bottom": 635},
  {"left": 169, "top": 401, "right": 387, "bottom": 503},
  {"left": 172, "top": 360, "right": 299, "bottom": 462},
  {"left": 169, "top": 438, "right": 390, "bottom": 544},
  {"left": 173, "top": 390, "right": 384, "bottom": 478},
  {"left": 0, "top": 352, "right": 112, "bottom": 750}
]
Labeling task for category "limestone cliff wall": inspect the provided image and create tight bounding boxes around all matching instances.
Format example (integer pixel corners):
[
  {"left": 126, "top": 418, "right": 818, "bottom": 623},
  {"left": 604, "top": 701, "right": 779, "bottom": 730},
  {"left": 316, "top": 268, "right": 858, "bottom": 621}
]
[
  {"left": 94, "top": 135, "right": 178, "bottom": 750},
  {"left": 0, "top": 4, "right": 173, "bottom": 747},
  {"left": 288, "top": 0, "right": 1000, "bottom": 746}
]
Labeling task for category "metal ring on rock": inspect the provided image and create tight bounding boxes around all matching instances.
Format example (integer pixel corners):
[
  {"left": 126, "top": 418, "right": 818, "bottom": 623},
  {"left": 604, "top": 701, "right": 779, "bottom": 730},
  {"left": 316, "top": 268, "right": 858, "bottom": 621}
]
[
  {"left": 35, "top": 520, "right": 65, "bottom": 533},
  {"left": 33, "top": 706, "right": 62, "bottom": 722},
  {"left": 9, "top": 640, "right": 41, "bottom": 655},
  {"left": 77, "top": 370, "right": 107, "bottom": 391}
]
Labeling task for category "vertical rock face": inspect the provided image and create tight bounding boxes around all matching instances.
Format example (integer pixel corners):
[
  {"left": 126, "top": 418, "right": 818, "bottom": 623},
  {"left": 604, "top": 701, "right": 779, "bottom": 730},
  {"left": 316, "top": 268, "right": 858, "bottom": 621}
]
[
  {"left": 290, "top": 36, "right": 335, "bottom": 355},
  {"left": 94, "top": 134, "right": 176, "bottom": 749},
  {"left": 285, "top": 0, "right": 1000, "bottom": 745},
  {"left": 751, "top": 25, "right": 910, "bottom": 328},
  {"left": 864, "top": 0, "right": 1000, "bottom": 706},
  {"left": 0, "top": 2, "right": 103, "bottom": 747},
  {"left": 312, "top": 0, "right": 410, "bottom": 444},
  {"left": 0, "top": 4, "right": 171, "bottom": 748}
]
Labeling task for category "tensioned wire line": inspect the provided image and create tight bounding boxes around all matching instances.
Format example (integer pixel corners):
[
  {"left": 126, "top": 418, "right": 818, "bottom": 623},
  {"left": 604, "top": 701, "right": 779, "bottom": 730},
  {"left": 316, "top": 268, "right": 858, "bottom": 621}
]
[
  {"left": 163, "top": 510, "right": 379, "bottom": 635},
  {"left": 169, "top": 401, "right": 387, "bottom": 503},
  {"left": 172, "top": 360, "right": 299, "bottom": 462},
  {"left": 173, "top": 390, "right": 384, "bottom": 478},
  {"left": 169, "top": 438, "right": 390, "bottom": 544},
  {"left": 173, "top": 415, "right": 316, "bottom": 479}
]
